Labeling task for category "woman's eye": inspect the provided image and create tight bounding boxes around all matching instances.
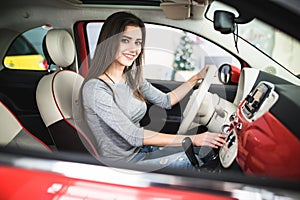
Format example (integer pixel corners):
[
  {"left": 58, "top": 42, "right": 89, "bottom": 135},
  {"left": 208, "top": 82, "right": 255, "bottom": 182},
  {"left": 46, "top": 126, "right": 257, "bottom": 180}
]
[
  {"left": 121, "top": 38, "right": 129, "bottom": 43},
  {"left": 135, "top": 41, "right": 142, "bottom": 46}
]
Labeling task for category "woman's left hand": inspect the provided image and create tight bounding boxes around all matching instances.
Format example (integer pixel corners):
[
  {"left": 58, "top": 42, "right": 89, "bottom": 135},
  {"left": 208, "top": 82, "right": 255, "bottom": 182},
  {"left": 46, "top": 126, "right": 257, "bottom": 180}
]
[{"left": 190, "top": 65, "right": 209, "bottom": 83}]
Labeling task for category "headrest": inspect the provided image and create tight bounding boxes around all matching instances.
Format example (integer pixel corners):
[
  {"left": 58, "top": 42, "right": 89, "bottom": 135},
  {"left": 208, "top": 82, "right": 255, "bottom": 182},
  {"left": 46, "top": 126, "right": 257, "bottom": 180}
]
[{"left": 43, "top": 29, "right": 75, "bottom": 68}]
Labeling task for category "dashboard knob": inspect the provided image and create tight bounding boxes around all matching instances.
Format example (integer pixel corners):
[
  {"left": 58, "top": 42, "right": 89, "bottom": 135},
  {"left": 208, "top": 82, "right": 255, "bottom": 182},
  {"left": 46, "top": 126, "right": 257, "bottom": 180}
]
[
  {"left": 245, "top": 94, "right": 254, "bottom": 103},
  {"left": 252, "top": 100, "right": 260, "bottom": 109},
  {"left": 237, "top": 123, "right": 243, "bottom": 131},
  {"left": 229, "top": 113, "right": 236, "bottom": 122},
  {"left": 233, "top": 116, "right": 239, "bottom": 125},
  {"left": 222, "top": 124, "right": 231, "bottom": 134}
]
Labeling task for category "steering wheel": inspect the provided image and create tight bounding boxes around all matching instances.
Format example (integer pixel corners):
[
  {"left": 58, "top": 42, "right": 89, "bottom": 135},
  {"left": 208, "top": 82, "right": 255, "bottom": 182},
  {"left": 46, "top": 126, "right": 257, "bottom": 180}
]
[{"left": 177, "top": 65, "right": 216, "bottom": 134}]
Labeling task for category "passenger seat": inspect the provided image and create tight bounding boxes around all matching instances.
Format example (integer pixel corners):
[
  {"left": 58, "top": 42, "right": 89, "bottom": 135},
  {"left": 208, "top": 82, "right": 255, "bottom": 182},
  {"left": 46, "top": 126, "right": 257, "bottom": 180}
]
[
  {"left": 0, "top": 101, "right": 52, "bottom": 152},
  {"left": 36, "top": 29, "right": 99, "bottom": 157}
]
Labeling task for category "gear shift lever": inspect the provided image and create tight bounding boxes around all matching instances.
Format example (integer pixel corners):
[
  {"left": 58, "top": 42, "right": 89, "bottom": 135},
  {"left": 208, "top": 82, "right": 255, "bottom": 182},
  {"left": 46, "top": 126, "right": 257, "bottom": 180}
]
[{"left": 182, "top": 137, "right": 199, "bottom": 167}]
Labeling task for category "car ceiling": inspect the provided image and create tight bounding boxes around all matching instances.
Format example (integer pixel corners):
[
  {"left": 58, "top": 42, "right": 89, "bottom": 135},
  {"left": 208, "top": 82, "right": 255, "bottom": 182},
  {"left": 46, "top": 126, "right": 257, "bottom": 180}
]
[
  {"left": 1, "top": 0, "right": 299, "bottom": 40},
  {"left": 80, "top": 0, "right": 161, "bottom": 6},
  {"left": 77, "top": 0, "right": 300, "bottom": 41}
]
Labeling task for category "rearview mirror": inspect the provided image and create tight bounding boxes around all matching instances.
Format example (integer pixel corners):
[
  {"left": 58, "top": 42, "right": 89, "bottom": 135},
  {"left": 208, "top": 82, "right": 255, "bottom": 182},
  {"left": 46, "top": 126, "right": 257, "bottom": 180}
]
[
  {"left": 214, "top": 10, "right": 235, "bottom": 34},
  {"left": 205, "top": 1, "right": 254, "bottom": 35}
]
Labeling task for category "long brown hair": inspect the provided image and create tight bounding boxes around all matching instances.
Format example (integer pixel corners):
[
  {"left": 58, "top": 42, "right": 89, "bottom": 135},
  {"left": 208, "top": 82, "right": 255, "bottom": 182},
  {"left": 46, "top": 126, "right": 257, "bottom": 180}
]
[
  {"left": 74, "top": 12, "right": 146, "bottom": 148},
  {"left": 83, "top": 11, "right": 146, "bottom": 101}
]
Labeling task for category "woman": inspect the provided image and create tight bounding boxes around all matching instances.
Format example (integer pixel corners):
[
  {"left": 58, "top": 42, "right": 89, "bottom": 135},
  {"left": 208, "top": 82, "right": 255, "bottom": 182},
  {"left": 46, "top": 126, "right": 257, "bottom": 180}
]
[{"left": 80, "top": 11, "right": 227, "bottom": 170}]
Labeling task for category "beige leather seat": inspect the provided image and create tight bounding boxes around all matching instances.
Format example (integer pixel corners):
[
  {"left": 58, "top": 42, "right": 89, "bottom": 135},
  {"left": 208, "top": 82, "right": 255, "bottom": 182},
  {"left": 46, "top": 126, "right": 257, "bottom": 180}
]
[
  {"left": 36, "top": 29, "right": 99, "bottom": 157},
  {"left": 0, "top": 101, "right": 51, "bottom": 152}
]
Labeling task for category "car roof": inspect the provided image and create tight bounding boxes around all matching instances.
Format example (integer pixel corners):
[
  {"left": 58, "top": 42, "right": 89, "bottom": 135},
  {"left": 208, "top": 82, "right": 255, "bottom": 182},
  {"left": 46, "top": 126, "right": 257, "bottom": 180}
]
[
  {"left": 2, "top": 0, "right": 299, "bottom": 41},
  {"left": 80, "top": 0, "right": 161, "bottom": 6}
]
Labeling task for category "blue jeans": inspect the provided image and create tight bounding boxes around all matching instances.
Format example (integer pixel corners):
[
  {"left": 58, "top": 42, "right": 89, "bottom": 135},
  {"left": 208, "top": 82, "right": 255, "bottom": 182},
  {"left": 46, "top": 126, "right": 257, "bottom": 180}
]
[{"left": 130, "top": 145, "right": 204, "bottom": 171}]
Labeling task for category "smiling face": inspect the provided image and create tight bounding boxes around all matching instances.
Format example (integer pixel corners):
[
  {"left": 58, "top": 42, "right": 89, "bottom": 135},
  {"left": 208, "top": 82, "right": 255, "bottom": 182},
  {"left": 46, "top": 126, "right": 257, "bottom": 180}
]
[{"left": 115, "top": 25, "right": 143, "bottom": 67}]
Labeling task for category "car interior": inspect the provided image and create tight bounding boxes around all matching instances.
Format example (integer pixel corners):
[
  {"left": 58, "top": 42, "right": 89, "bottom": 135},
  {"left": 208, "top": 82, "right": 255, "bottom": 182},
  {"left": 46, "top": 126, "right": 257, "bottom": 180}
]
[{"left": 0, "top": 0, "right": 299, "bottom": 197}]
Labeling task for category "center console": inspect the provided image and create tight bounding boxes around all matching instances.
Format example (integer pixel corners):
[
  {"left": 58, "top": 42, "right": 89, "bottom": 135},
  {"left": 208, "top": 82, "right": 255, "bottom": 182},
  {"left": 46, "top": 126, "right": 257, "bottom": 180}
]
[{"left": 219, "top": 81, "right": 279, "bottom": 168}]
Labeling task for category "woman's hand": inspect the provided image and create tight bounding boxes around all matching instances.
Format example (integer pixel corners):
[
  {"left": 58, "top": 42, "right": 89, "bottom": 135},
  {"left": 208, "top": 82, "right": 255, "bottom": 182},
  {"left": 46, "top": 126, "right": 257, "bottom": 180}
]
[
  {"left": 169, "top": 65, "right": 213, "bottom": 106},
  {"left": 199, "top": 65, "right": 210, "bottom": 80},
  {"left": 192, "top": 132, "right": 227, "bottom": 148},
  {"left": 188, "top": 65, "right": 209, "bottom": 85}
]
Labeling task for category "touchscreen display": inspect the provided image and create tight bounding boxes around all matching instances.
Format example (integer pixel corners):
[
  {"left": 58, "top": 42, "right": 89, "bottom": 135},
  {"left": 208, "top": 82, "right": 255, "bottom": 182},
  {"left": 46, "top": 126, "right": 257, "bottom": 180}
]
[{"left": 243, "top": 83, "right": 271, "bottom": 119}]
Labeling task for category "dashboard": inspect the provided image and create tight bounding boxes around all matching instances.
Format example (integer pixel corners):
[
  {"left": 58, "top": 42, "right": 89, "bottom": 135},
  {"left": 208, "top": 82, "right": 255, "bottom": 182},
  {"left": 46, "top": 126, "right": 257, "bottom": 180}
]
[{"left": 219, "top": 69, "right": 300, "bottom": 180}]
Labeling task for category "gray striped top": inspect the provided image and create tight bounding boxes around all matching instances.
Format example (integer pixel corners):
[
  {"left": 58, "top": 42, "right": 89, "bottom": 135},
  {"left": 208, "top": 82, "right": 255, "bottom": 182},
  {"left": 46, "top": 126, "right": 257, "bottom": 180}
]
[{"left": 82, "top": 78, "right": 171, "bottom": 161}]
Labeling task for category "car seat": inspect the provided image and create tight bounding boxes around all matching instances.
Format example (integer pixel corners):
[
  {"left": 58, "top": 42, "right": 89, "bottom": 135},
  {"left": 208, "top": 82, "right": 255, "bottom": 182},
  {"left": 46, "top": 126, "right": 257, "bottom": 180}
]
[
  {"left": 0, "top": 101, "right": 52, "bottom": 152},
  {"left": 36, "top": 29, "right": 99, "bottom": 157}
]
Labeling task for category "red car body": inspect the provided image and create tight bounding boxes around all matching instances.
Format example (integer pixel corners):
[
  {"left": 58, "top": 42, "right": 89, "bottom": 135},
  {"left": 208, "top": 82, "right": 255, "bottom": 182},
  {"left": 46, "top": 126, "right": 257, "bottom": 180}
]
[{"left": 0, "top": 165, "right": 235, "bottom": 200}]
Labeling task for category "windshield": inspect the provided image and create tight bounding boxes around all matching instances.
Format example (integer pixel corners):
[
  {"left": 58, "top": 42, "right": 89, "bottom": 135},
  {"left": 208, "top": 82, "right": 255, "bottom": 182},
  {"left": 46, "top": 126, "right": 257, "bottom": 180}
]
[
  {"left": 206, "top": 1, "right": 300, "bottom": 77},
  {"left": 238, "top": 19, "right": 300, "bottom": 76}
]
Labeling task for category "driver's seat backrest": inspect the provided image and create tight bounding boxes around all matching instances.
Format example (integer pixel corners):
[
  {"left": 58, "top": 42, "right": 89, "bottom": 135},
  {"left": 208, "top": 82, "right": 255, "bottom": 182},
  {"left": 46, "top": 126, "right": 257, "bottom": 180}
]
[
  {"left": 36, "top": 29, "right": 99, "bottom": 157},
  {"left": 0, "top": 101, "right": 52, "bottom": 152}
]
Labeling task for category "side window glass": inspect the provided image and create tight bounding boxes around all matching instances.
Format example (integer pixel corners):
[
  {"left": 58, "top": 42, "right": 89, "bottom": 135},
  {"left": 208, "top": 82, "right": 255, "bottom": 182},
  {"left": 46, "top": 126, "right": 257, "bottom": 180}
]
[
  {"left": 143, "top": 24, "right": 241, "bottom": 83},
  {"left": 86, "top": 22, "right": 103, "bottom": 60},
  {"left": 85, "top": 23, "right": 240, "bottom": 83},
  {"left": 3, "top": 25, "right": 51, "bottom": 71}
]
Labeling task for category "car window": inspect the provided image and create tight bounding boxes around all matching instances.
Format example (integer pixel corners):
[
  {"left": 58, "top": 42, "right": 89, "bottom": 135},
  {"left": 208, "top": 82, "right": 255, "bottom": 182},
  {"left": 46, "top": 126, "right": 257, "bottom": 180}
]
[
  {"left": 85, "top": 23, "right": 241, "bottom": 83},
  {"left": 6, "top": 36, "right": 37, "bottom": 56},
  {"left": 3, "top": 26, "right": 50, "bottom": 71}
]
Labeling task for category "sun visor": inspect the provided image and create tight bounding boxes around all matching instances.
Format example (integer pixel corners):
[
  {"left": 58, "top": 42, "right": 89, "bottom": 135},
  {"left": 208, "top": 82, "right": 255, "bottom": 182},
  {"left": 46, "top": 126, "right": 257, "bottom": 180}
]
[
  {"left": 160, "top": 1, "right": 191, "bottom": 20},
  {"left": 160, "top": 0, "right": 208, "bottom": 20}
]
